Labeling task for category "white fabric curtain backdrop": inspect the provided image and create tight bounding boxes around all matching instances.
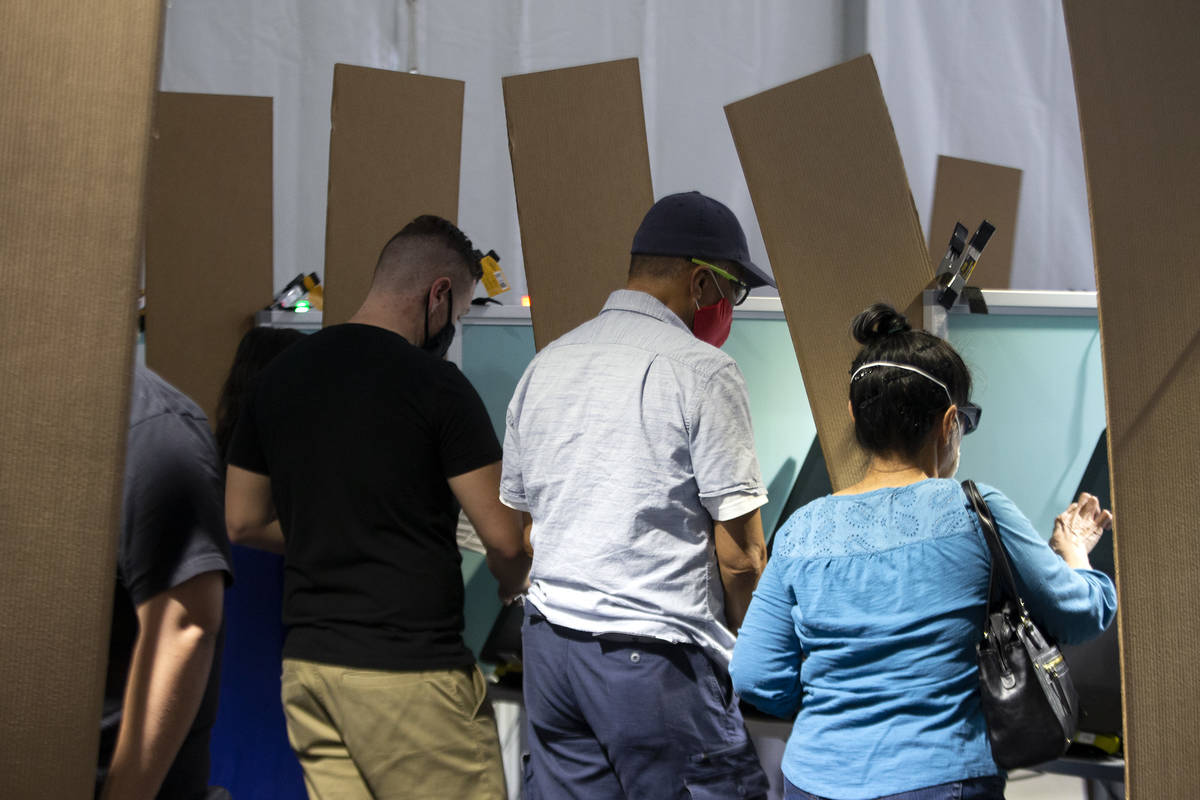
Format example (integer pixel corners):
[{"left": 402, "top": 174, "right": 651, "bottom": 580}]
[
  {"left": 867, "top": 1, "right": 1094, "bottom": 290},
  {"left": 160, "top": 1, "right": 1092, "bottom": 297},
  {"left": 159, "top": 0, "right": 848, "bottom": 299}
]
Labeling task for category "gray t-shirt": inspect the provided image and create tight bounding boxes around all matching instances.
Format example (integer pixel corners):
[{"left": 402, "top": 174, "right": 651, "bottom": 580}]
[{"left": 98, "top": 366, "right": 232, "bottom": 799}]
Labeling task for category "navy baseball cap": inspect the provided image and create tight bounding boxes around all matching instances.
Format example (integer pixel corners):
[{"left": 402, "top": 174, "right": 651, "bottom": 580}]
[{"left": 631, "top": 191, "right": 775, "bottom": 288}]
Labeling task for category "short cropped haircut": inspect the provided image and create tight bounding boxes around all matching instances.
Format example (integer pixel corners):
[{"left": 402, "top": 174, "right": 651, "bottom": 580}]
[
  {"left": 848, "top": 303, "right": 972, "bottom": 460},
  {"left": 372, "top": 215, "right": 482, "bottom": 291}
]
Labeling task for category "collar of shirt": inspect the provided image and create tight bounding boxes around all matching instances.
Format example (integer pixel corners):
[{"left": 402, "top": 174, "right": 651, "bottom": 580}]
[{"left": 600, "top": 289, "right": 691, "bottom": 335}]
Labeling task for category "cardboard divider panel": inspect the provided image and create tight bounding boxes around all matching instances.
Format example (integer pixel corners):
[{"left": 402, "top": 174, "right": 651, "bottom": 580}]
[
  {"left": 503, "top": 58, "right": 654, "bottom": 350},
  {"left": 0, "top": 1, "right": 165, "bottom": 795},
  {"left": 927, "top": 156, "right": 1022, "bottom": 289},
  {"left": 1063, "top": 1, "right": 1200, "bottom": 794},
  {"left": 725, "top": 55, "right": 933, "bottom": 491},
  {"left": 145, "top": 92, "right": 274, "bottom": 423},
  {"left": 323, "top": 65, "right": 464, "bottom": 327}
]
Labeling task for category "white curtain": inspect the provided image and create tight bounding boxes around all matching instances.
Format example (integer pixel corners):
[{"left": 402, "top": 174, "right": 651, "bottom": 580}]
[
  {"left": 868, "top": 1, "right": 1094, "bottom": 290},
  {"left": 159, "top": 0, "right": 848, "bottom": 297},
  {"left": 160, "top": 1, "right": 1092, "bottom": 298}
]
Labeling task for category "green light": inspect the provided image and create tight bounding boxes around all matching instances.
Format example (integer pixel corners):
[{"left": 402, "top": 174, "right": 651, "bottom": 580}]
[{"left": 294, "top": 300, "right": 311, "bottom": 313}]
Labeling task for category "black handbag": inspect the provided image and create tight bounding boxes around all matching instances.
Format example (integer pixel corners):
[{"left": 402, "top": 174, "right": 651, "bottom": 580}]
[{"left": 962, "top": 479, "right": 1080, "bottom": 769}]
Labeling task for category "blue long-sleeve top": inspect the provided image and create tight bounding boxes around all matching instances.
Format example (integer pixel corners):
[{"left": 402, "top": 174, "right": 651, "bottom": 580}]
[{"left": 730, "top": 479, "right": 1116, "bottom": 800}]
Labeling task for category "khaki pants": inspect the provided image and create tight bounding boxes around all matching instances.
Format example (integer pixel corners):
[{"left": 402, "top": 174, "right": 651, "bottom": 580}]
[{"left": 281, "top": 658, "right": 506, "bottom": 800}]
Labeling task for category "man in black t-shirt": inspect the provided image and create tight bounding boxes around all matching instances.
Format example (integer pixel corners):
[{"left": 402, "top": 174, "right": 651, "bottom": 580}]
[
  {"left": 99, "top": 366, "right": 233, "bottom": 799},
  {"left": 226, "top": 215, "right": 529, "bottom": 799}
]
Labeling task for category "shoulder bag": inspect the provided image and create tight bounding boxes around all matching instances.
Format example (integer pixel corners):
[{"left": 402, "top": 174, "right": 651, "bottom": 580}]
[{"left": 962, "top": 479, "right": 1080, "bottom": 769}]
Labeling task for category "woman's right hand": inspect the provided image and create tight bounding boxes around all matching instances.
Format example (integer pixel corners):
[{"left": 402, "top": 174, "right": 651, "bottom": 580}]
[{"left": 1050, "top": 492, "right": 1113, "bottom": 569}]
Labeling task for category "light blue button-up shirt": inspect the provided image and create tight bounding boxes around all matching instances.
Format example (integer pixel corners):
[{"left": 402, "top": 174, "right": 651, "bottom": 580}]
[{"left": 501, "top": 289, "right": 767, "bottom": 666}]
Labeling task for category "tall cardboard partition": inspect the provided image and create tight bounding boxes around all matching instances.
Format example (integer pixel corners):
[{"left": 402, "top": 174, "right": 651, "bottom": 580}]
[
  {"left": 1063, "top": 2, "right": 1200, "bottom": 794},
  {"left": 323, "top": 65, "right": 464, "bottom": 327},
  {"left": 145, "top": 93, "right": 274, "bottom": 422},
  {"left": 503, "top": 59, "right": 654, "bottom": 350},
  {"left": 725, "top": 56, "right": 933, "bottom": 490},
  {"left": 927, "top": 156, "right": 1022, "bottom": 289},
  {"left": 0, "top": 1, "right": 164, "bottom": 795}
]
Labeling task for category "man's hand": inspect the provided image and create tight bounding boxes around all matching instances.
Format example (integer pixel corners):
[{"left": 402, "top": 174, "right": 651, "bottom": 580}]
[
  {"left": 449, "top": 462, "right": 531, "bottom": 601},
  {"left": 502, "top": 576, "right": 532, "bottom": 605},
  {"left": 1050, "top": 491, "right": 1113, "bottom": 570},
  {"left": 100, "top": 571, "right": 224, "bottom": 800}
]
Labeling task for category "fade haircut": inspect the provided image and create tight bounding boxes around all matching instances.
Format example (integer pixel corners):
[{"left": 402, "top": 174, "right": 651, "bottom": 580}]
[{"left": 371, "top": 214, "right": 482, "bottom": 294}]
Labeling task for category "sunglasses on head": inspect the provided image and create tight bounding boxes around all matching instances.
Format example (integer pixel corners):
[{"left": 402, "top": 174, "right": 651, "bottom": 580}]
[{"left": 956, "top": 401, "right": 981, "bottom": 435}]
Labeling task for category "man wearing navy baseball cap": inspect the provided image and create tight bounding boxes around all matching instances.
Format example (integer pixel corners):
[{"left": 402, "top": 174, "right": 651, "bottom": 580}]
[{"left": 501, "top": 191, "right": 774, "bottom": 799}]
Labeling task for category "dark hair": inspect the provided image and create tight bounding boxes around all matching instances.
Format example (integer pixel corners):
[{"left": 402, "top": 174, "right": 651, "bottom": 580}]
[
  {"left": 374, "top": 214, "right": 482, "bottom": 284},
  {"left": 848, "top": 303, "right": 972, "bottom": 459},
  {"left": 215, "top": 327, "right": 306, "bottom": 463}
]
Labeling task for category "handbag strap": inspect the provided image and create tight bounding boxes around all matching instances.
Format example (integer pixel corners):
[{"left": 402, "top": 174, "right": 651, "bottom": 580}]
[{"left": 962, "top": 479, "right": 1030, "bottom": 619}]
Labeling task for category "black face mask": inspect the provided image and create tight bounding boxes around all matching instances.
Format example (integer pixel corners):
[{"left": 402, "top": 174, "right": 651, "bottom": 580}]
[{"left": 422, "top": 286, "right": 455, "bottom": 359}]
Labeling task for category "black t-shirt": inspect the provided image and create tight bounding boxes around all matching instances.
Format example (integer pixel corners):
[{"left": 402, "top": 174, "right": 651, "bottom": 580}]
[
  {"left": 227, "top": 323, "right": 502, "bottom": 671},
  {"left": 100, "top": 367, "right": 233, "bottom": 799}
]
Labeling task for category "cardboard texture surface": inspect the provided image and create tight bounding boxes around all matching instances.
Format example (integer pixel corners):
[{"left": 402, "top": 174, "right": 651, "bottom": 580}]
[
  {"left": 927, "top": 156, "right": 1022, "bottom": 289},
  {"left": 323, "top": 65, "right": 464, "bottom": 327},
  {"left": 1063, "top": 2, "right": 1200, "bottom": 794},
  {"left": 0, "top": 1, "right": 164, "bottom": 795},
  {"left": 503, "top": 58, "right": 654, "bottom": 350},
  {"left": 725, "top": 55, "right": 933, "bottom": 491},
  {"left": 146, "top": 92, "right": 274, "bottom": 423}
]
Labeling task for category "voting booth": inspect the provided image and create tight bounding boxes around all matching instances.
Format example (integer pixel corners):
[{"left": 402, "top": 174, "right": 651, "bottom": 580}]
[{"left": 10, "top": 3, "right": 1199, "bottom": 796}]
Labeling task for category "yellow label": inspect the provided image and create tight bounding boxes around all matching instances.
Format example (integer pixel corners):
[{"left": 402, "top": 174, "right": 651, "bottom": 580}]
[
  {"left": 958, "top": 255, "right": 978, "bottom": 281},
  {"left": 307, "top": 284, "right": 324, "bottom": 311},
  {"left": 480, "top": 255, "right": 511, "bottom": 297}
]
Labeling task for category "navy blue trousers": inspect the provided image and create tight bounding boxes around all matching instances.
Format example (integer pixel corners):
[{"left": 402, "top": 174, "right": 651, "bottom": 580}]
[{"left": 521, "top": 603, "right": 769, "bottom": 800}]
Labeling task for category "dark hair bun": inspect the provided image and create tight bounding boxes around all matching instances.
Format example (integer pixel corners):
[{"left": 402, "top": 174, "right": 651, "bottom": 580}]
[{"left": 851, "top": 303, "right": 911, "bottom": 345}]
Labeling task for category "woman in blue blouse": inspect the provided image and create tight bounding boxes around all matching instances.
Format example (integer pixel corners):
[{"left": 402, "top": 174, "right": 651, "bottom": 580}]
[{"left": 730, "top": 303, "right": 1116, "bottom": 800}]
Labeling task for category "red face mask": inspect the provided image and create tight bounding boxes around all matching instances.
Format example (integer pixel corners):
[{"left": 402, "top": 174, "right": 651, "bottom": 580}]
[{"left": 692, "top": 295, "right": 733, "bottom": 347}]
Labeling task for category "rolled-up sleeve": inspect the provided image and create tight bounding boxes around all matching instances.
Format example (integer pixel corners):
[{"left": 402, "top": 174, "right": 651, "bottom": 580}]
[
  {"left": 690, "top": 362, "right": 766, "bottom": 519},
  {"left": 702, "top": 490, "right": 768, "bottom": 522},
  {"left": 499, "top": 386, "right": 529, "bottom": 512},
  {"left": 982, "top": 484, "right": 1117, "bottom": 645},
  {"left": 730, "top": 554, "right": 804, "bottom": 718}
]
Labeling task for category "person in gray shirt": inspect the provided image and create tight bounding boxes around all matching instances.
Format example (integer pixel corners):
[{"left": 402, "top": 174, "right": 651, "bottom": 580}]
[
  {"left": 501, "top": 191, "right": 775, "bottom": 799},
  {"left": 99, "top": 366, "right": 232, "bottom": 799}
]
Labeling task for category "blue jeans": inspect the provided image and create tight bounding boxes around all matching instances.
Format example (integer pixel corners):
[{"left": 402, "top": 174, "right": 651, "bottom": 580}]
[
  {"left": 784, "top": 776, "right": 1006, "bottom": 800},
  {"left": 521, "top": 603, "right": 769, "bottom": 800}
]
